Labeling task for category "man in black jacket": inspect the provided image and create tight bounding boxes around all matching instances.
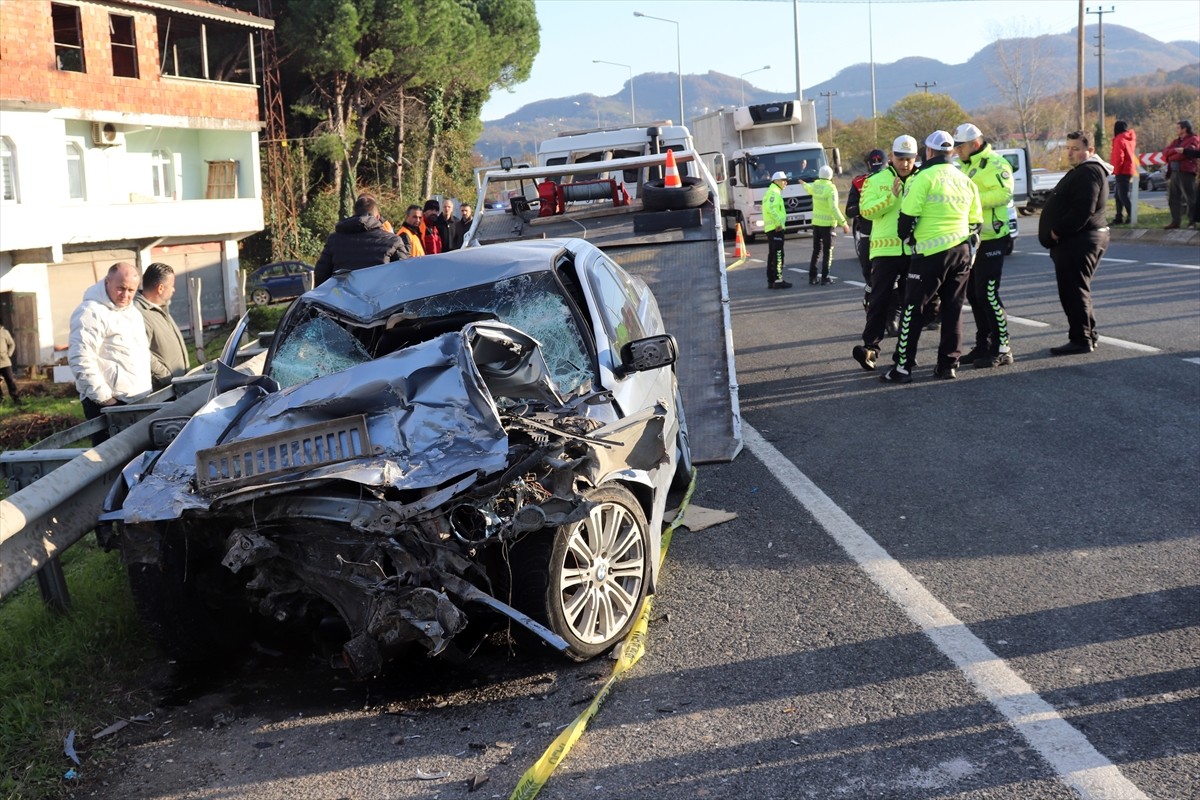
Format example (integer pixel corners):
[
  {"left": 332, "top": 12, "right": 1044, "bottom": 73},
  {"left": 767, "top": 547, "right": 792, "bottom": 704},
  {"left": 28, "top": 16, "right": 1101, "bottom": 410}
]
[
  {"left": 1038, "top": 130, "right": 1112, "bottom": 355},
  {"left": 314, "top": 195, "right": 404, "bottom": 285}
]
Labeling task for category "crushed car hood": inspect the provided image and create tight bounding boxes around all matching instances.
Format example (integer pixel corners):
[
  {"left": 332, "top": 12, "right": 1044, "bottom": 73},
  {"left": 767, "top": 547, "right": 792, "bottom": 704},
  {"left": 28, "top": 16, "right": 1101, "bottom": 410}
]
[{"left": 122, "top": 323, "right": 565, "bottom": 524}]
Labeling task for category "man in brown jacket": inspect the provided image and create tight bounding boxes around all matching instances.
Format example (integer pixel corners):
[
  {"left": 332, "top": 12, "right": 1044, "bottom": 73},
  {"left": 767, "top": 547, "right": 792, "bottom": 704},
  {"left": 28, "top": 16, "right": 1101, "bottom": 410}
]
[{"left": 135, "top": 262, "right": 189, "bottom": 390}]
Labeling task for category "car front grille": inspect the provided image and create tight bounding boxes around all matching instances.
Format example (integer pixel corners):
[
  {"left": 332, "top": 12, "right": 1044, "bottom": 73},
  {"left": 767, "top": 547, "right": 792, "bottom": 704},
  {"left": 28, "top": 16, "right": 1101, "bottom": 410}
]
[{"left": 196, "top": 415, "right": 373, "bottom": 494}]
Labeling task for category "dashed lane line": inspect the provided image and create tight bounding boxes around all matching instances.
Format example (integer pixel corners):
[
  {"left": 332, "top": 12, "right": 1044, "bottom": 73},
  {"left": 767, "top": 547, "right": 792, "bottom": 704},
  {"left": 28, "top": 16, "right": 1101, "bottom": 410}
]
[
  {"left": 1184, "top": 358, "right": 1200, "bottom": 366},
  {"left": 742, "top": 423, "right": 1150, "bottom": 800},
  {"left": 1147, "top": 262, "right": 1200, "bottom": 270},
  {"left": 1005, "top": 315, "right": 1052, "bottom": 328}
]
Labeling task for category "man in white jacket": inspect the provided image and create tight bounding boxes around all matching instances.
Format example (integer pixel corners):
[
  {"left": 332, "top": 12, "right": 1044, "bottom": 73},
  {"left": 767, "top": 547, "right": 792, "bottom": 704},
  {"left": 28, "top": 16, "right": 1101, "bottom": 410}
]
[{"left": 69, "top": 262, "right": 152, "bottom": 444}]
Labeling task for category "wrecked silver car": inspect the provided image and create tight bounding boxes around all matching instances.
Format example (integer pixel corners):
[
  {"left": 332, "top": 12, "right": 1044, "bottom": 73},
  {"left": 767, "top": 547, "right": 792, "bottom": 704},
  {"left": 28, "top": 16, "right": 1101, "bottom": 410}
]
[{"left": 103, "top": 239, "right": 691, "bottom": 676}]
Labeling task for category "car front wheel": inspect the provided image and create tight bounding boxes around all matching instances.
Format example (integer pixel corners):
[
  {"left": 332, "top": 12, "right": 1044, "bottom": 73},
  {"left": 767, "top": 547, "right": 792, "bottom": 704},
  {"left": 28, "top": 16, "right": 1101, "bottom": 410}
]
[
  {"left": 251, "top": 288, "right": 271, "bottom": 306},
  {"left": 510, "top": 485, "right": 650, "bottom": 660}
]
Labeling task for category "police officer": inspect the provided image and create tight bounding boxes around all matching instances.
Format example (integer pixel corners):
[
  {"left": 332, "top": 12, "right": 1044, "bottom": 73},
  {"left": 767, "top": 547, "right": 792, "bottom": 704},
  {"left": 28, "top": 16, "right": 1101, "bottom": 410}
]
[
  {"left": 764, "top": 171, "right": 793, "bottom": 289},
  {"left": 953, "top": 123, "right": 1015, "bottom": 369},
  {"left": 809, "top": 165, "right": 850, "bottom": 285},
  {"left": 852, "top": 135, "right": 919, "bottom": 371},
  {"left": 881, "top": 131, "right": 982, "bottom": 384},
  {"left": 846, "top": 149, "right": 887, "bottom": 308}
]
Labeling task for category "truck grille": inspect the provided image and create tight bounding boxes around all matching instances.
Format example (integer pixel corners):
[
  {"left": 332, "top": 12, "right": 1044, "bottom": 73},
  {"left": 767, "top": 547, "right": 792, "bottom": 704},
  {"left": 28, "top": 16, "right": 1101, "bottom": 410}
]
[
  {"left": 196, "top": 415, "right": 373, "bottom": 494},
  {"left": 785, "top": 196, "right": 812, "bottom": 212}
]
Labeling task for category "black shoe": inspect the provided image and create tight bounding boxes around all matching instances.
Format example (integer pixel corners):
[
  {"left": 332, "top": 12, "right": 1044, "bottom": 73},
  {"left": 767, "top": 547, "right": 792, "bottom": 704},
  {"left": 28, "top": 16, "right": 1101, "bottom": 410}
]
[
  {"left": 933, "top": 364, "right": 957, "bottom": 379},
  {"left": 977, "top": 349, "right": 1014, "bottom": 369},
  {"left": 770, "top": 280, "right": 793, "bottom": 289},
  {"left": 1050, "top": 340, "right": 1095, "bottom": 356},
  {"left": 959, "top": 347, "right": 987, "bottom": 366},
  {"left": 820, "top": 275, "right": 833, "bottom": 285},
  {"left": 880, "top": 366, "right": 912, "bottom": 384},
  {"left": 852, "top": 345, "right": 878, "bottom": 371}
]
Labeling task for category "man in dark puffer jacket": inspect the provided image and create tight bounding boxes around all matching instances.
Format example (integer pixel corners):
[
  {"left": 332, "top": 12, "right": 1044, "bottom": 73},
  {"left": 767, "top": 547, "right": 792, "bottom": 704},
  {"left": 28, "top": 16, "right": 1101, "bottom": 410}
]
[
  {"left": 314, "top": 195, "right": 405, "bottom": 286},
  {"left": 1038, "top": 129, "right": 1112, "bottom": 355}
]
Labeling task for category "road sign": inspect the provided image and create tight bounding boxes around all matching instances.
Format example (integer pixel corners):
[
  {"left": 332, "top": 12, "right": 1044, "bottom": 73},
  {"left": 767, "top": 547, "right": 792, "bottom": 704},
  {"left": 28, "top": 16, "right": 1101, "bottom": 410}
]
[{"left": 1139, "top": 151, "right": 1167, "bottom": 167}]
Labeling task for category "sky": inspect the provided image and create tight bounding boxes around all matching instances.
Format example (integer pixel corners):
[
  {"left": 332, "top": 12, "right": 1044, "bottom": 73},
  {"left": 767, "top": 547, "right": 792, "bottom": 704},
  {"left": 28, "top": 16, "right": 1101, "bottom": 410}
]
[{"left": 480, "top": 0, "right": 1200, "bottom": 121}]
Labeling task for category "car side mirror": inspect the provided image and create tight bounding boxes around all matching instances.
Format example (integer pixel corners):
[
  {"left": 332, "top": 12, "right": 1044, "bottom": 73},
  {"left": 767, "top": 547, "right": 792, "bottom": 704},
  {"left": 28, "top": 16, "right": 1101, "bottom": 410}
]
[{"left": 616, "top": 334, "right": 677, "bottom": 377}]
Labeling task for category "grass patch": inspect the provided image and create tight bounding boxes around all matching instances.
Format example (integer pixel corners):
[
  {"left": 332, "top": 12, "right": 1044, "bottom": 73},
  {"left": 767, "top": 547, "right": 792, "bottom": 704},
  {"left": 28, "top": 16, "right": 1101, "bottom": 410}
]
[
  {"left": 0, "top": 537, "right": 155, "bottom": 800},
  {"left": 1107, "top": 197, "right": 1173, "bottom": 229}
]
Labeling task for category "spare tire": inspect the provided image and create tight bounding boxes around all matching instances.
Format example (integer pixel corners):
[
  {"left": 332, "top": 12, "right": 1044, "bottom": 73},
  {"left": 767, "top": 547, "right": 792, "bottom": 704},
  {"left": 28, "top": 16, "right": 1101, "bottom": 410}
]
[{"left": 641, "top": 176, "right": 708, "bottom": 212}]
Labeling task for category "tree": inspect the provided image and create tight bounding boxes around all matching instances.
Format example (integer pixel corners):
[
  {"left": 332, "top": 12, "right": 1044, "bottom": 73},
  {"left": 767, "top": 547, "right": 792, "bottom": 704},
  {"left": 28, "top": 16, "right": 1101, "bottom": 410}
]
[
  {"left": 986, "top": 28, "right": 1066, "bottom": 154},
  {"left": 280, "top": 0, "right": 536, "bottom": 215},
  {"left": 880, "top": 93, "right": 968, "bottom": 146}
]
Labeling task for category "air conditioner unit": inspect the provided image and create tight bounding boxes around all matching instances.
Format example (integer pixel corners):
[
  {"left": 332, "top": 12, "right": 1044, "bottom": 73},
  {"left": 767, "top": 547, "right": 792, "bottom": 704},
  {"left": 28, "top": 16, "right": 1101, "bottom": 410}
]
[{"left": 91, "top": 122, "right": 124, "bottom": 147}]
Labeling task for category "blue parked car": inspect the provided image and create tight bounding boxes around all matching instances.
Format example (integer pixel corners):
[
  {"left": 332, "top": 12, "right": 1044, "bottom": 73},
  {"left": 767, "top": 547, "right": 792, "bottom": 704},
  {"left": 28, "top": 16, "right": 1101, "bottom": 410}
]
[{"left": 246, "top": 261, "right": 313, "bottom": 306}]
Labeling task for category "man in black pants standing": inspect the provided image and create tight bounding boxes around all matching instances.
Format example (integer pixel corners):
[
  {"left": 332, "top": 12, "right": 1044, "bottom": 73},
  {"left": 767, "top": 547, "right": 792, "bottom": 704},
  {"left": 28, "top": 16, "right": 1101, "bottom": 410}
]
[
  {"left": 880, "top": 131, "right": 982, "bottom": 384},
  {"left": 1039, "top": 130, "right": 1112, "bottom": 354}
]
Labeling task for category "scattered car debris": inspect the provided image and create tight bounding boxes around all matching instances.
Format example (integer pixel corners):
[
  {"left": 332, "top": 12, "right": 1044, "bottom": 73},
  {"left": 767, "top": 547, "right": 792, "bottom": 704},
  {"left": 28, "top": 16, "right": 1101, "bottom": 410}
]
[
  {"left": 415, "top": 767, "right": 451, "bottom": 780},
  {"left": 64, "top": 730, "right": 79, "bottom": 764}
]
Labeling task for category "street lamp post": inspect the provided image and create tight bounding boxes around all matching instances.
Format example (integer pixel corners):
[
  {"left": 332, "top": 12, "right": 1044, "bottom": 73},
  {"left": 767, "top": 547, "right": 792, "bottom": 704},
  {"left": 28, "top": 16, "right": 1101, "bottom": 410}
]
[
  {"left": 634, "top": 11, "right": 683, "bottom": 125},
  {"left": 594, "top": 59, "right": 635, "bottom": 123},
  {"left": 739, "top": 65, "right": 771, "bottom": 106}
]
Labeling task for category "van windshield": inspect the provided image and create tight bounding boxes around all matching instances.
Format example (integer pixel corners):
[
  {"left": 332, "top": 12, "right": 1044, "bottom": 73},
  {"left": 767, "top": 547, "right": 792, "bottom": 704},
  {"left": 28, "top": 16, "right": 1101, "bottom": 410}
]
[{"left": 747, "top": 148, "right": 826, "bottom": 188}]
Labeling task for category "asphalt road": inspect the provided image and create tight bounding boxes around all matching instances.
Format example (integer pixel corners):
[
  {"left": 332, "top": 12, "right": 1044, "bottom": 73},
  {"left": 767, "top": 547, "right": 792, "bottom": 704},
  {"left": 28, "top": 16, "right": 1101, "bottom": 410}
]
[{"left": 80, "top": 234, "right": 1199, "bottom": 800}]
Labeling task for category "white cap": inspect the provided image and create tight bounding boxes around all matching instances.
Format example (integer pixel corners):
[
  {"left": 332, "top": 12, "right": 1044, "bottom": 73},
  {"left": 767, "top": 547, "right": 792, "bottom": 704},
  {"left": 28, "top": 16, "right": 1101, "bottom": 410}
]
[
  {"left": 953, "top": 123, "right": 983, "bottom": 144},
  {"left": 925, "top": 130, "right": 954, "bottom": 152},
  {"left": 818, "top": 165, "right": 833, "bottom": 180},
  {"left": 892, "top": 135, "right": 918, "bottom": 156},
  {"left": 770, "top": 171, "right": 788, "bottom": 182}
]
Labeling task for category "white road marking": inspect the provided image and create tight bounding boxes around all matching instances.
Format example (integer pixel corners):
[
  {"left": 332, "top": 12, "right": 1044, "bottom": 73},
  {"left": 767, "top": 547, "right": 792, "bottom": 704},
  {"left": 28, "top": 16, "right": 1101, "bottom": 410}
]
[
  {"left": 1095, "top": 336, "right": 1161, "bottom": 353},
  {"left": 844, "top": 280, "right": 868, "bottom": 288},
  {"left": 743, "top": 423, "right": 1150, "bottom": 800},
  {"left": 1147, "top": 262, "right": 1200, "bottom": 270},
  {"left": 1100, "top": 257, "right": 1139, "bottom": 264},
  {"left": 1182, "top": 358, "right": 1200, "bottom": 366},
  {"left": 1006, "top": 316, "right": 1052, "bottom": 328}
]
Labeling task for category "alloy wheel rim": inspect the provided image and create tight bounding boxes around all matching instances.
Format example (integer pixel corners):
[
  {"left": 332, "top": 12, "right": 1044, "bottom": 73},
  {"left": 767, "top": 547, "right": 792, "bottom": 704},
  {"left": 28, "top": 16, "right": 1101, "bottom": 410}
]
[{"left": 557, "top": 501, "right": 645, "bottom": 645}]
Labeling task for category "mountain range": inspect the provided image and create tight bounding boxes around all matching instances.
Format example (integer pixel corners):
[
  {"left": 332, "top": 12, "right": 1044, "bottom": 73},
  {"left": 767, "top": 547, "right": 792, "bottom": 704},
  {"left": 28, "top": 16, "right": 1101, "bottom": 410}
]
[{"left": 476, "top": 24, "right": 1198, "bottom": 161}]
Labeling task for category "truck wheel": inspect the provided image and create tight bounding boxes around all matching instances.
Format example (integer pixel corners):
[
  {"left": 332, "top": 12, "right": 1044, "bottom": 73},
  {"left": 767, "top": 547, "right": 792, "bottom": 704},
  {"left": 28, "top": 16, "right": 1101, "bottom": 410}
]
[
  {"left": 127, "top": 522, "right": 251, "bottom": 662},
  {"left": 641, "top": 176, "right": 708, "bottom": 212},
  {"left": 1018, "top": 207, "right": 1034, "bottom": 217},
  {"left": 507, "top": 485, "right": 650, "bottom": 661}
]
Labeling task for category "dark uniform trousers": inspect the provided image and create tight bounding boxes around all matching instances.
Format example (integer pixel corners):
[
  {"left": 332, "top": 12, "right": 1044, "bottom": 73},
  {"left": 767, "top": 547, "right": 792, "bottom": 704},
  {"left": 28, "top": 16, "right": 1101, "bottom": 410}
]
[
  {"left": 861, "top": 255, "right": 908, "bottom": 349},
  {"left": 809, "top": 226, "right": 834, "bottom": 281},
  {"left": 82, "top": 397, "right": 127, "bottom": 447},
  {"left": 893, "top": 242, "right": 972, "bottom": 370},
  {"left": 1050, "top": 228, "right": 1109, "bottom": 346},
  {"left": 966, "top": 235, "right": 1010, "bottom": 353},
  {"left": 766, "top": 229, "right": 786, "bottom": 285}
]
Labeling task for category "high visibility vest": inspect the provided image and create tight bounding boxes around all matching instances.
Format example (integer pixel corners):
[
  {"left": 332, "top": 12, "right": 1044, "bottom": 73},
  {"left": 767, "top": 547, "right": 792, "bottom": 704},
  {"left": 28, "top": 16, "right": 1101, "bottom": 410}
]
[
  {"left": 809, "top": 179, "right": 847, "bottom": 228},
  {"left": 900, "top": 162, "right": 982, "bottom": 256},
  {"left": 763, "top": 182, "right": 786, "bottom": 232},
  {"left": 958, "top": 143, "right": 1014, "bottom": 241},
  {"left": 860, "top": 165, "right": 912, "bottom": 258}
]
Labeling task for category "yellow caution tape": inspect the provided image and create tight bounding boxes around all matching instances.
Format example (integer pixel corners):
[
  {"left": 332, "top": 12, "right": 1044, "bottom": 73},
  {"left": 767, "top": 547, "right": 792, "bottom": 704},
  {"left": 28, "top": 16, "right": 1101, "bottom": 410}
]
[
  {"left": 509, "top": 469, "right": 696, "bottom": 800},
  {"left": 726, "top": 256, "right": 747, "bottom": 271}
]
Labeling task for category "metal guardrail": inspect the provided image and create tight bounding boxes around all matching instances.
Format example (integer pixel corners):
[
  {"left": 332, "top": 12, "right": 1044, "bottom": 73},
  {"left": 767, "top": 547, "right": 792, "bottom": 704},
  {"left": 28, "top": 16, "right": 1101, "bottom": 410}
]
[{"left": 0, "top": 349, "right": 268, "bottom": 608}]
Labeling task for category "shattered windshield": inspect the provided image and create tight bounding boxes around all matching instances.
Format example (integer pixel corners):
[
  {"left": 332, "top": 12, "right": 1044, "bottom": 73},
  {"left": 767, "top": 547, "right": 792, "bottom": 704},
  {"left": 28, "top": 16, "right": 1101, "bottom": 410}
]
[
  {"left": 268, "top": 272, "right": 594, "bottom": 396},
  {"left": 269, "top": 315, "right": 372, "bottom": 389},
  {"left": 400, "top": 272, "right": 593, "bottom": 395}
]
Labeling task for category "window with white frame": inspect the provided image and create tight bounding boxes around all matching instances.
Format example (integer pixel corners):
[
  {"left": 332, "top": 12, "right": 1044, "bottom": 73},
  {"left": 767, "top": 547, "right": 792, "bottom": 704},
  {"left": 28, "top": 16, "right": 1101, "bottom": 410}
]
[
  {"left": 1, "top": 137, "right": 18, "bottom": 202},
  {"left": 66, "top": 142, "right": 86, "bottom": 200},
  {"left": 151, "top": 148, "right": 174, "bottom": 199}
]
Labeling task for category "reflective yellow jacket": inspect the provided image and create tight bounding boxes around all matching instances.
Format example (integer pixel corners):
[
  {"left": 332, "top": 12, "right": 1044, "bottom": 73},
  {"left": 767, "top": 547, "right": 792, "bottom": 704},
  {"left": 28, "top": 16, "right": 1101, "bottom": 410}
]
[
  {"left": 763, "top": 182, "right": 786, "bottom": 232},
  {"left": 860, "top": 165, "right": 914, "bottom": 258},
  {"left": 899, "top": 160, "right": 982, "bottom": 256},
  {"left": 958, "top": 143, "right": 1014, "bottom": 241},
  {"left": 809, "top": 179, "right": 847, "bottom": 228}
]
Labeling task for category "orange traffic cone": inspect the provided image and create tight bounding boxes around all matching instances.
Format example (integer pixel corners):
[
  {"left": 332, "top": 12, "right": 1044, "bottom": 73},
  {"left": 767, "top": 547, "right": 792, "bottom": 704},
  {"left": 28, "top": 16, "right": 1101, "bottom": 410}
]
[
  {"left": 733, "top": 223, "right": 747, "bottom": 258},
  {"left": 663, "top": 149, "right": 682, "bottom": 188}
]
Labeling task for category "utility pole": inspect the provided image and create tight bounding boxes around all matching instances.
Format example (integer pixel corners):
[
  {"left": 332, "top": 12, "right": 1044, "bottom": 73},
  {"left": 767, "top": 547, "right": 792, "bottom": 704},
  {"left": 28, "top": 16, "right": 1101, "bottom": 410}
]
[
  {"left": 820, "top": 91, "right": 837, "bottom": 140},
  {"left": 1087, "top": 5, "right": 1115, "bottom": 153},
  {"left": 914, "top": 81, "right": 937, "bottom": 94},
  {"left": 1077, "top": 0, "right": 1086, "bottom": 130}
]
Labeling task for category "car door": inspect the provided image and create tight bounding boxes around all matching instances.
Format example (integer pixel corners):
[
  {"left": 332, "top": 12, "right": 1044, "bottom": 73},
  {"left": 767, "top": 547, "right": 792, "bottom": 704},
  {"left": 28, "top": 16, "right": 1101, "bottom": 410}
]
[{"left": 577, "top": 248, "right": 673, "bottom": 420}]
